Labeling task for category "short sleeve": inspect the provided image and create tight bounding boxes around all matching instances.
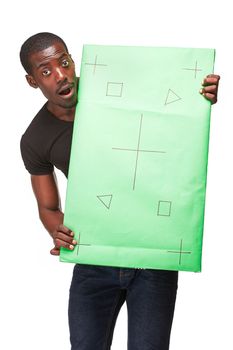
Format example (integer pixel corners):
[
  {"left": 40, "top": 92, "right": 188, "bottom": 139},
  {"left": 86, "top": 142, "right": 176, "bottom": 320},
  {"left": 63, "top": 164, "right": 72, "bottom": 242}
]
[{"left": 20, "top": 135, "right": 54, "bottom": 175}]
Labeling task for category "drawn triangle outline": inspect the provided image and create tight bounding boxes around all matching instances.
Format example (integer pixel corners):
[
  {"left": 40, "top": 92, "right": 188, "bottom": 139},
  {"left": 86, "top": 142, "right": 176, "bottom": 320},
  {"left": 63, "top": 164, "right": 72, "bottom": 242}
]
[
  {"left": 165, "top": 89, "right": 182, "bottom": 105},
  {"left": 97, "top": 194, "right": 113, "bottom": 209}
]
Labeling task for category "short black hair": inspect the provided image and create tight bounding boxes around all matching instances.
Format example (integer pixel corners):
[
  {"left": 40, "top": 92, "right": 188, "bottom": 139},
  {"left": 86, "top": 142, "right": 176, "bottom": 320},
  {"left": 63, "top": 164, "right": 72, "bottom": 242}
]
[{"left": 20, "top": 32, "right": 69, "bottom": 74}]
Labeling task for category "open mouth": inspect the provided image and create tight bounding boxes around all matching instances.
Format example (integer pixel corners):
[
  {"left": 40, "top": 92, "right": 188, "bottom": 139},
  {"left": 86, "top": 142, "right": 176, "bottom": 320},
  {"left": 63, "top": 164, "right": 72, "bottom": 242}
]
[
  {"left": 59, "top": 87, "right": 72, "bottom": 95},
  {"left": 58, "top": 84, "right": 74, "bottom": 97}
]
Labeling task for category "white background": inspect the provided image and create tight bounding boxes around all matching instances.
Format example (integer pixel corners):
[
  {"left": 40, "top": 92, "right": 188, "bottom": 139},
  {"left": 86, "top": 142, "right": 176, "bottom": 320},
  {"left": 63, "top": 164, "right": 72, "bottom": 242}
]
[{"left": 0, "top": 0, "right": 232, "bottom": 349}]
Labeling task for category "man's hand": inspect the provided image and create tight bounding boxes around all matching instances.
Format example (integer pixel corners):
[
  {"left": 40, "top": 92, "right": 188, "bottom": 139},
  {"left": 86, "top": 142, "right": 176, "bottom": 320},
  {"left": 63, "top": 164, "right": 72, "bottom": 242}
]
[
  {"left": 200, "top": 74, "right": 220, "bottom": 104},
  {"left": 50, "top": 224, "right": 77, "bottom": 256}
]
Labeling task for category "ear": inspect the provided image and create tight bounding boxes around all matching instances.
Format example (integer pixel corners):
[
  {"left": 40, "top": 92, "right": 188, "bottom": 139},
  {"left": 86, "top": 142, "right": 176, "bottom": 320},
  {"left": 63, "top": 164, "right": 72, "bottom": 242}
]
[{"left": 26, "top": 74, "right": 38, "bottom": 89}]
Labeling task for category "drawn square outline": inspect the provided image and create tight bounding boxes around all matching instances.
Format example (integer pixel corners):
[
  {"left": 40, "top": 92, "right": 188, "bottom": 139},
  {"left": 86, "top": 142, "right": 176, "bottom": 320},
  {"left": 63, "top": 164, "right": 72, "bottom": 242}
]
[
  {"left": 157, "top": 200, "right": 172, "bottom": 216},
  {"left": 106, "top": 82, "right": 123, "bottom": 97}
]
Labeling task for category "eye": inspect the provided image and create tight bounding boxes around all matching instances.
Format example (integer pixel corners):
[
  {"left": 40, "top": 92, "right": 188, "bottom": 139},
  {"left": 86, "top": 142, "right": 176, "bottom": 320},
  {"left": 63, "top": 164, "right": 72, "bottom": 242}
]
[
  {"left": 42, "top": 69, "right": 51, "bottom": 76},
  {"left": 62, "top": 59, "right": 69, "bottom": 67}
]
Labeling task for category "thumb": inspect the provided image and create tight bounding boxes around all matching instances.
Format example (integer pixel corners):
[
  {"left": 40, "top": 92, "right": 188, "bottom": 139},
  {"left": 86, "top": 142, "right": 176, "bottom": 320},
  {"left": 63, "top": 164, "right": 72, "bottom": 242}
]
[{"left": 50, "top": 246, "right": 60, "bottom": 256}]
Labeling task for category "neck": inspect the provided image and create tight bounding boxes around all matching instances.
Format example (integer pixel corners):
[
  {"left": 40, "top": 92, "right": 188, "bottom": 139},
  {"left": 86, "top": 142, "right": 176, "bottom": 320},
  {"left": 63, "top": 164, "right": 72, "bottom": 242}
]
[{"left": 47, "top": 102, "right": 76, "bottom": 122}]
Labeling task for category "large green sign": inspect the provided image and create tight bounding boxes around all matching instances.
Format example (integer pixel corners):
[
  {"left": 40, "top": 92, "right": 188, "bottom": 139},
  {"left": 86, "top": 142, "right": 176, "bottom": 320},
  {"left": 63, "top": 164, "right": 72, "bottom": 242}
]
[{"left": 60, "top": 45, "right": 215, "bottom": 272}]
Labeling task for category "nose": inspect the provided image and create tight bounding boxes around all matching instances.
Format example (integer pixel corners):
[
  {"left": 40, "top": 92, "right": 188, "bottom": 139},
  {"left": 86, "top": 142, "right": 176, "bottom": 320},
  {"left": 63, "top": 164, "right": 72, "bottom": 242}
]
[{"left": 54, "top": 67, "right": 65, "bottom": 82}]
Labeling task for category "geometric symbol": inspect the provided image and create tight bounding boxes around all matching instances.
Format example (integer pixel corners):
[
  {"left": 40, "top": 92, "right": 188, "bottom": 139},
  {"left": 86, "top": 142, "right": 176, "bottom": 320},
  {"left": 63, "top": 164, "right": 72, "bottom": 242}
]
[
  {"left": 112, "top": 114, "right": 166, "bottom": 190},
  {"left": 182, "top": 60, "right": 202, "bottom": 79},
  {"left": 97, "top": 194, "right": 113, "bottom": 209},
  {"left": 164, "top": 89, "right": 182, "bottom": 105},
  {"left": 157, "top": 200, "right": 172, "bottom": 217},
  {"left": 84, "top": 55, "right": 107, "bottom": 75},
  {"left": 106, "top": 82, "right": 123, "bottom": 97},
  {"left": 167, "top": 239, "right": 192, "bottom": 265},
  {"left": 76, "top": 233, "right": 91, "bottom": 256}
]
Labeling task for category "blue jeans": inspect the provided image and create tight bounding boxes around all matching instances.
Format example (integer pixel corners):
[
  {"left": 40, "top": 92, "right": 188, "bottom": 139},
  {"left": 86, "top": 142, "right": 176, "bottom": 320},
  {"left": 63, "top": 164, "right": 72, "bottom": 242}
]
[{"left": 69, "top": 264, "right": 178, "bottom": 350}]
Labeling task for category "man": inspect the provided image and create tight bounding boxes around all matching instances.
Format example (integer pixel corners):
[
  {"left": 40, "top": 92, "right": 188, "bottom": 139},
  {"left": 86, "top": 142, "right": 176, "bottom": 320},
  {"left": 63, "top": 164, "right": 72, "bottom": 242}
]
[{"left": 20, "top": 32, "right": 220, "bottom": 350}]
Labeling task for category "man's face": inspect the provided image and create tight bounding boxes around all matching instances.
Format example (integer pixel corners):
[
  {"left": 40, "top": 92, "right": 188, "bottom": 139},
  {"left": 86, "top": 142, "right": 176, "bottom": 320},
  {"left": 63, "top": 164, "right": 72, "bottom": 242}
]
[{"left": 27, "top": 41, "right": 77, "bottom": 109}]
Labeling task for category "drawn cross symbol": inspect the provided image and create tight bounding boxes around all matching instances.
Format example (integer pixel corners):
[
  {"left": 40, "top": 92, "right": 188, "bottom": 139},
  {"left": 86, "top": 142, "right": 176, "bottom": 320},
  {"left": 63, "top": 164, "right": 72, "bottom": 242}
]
[
  {"left": 167, "top": 239, "right": 191, "bottom": 265},
  {"left": 76, "top": 233, "right": 91, "bottom": 256},
  {"left": 112, "top": 114, "right": 166, "bottom": 190},
  {"left": 85, "top": 55, "right": 107, "bottom": 74},
  {"left": 182, "top": 60, "right": 202, "bottom": 79}
]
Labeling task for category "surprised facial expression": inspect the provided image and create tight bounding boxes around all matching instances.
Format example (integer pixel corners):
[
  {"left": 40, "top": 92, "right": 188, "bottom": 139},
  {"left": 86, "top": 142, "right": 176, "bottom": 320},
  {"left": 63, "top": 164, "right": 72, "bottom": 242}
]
[{"left": 27, "top": 41, "right": 77, "bottom": 109}]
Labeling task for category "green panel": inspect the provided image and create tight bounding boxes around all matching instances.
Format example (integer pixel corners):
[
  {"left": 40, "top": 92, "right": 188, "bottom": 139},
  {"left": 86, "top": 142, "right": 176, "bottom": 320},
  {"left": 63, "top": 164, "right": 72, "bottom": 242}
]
[{"left": 60, "top": 45, "right": 215, "bottom": 272}]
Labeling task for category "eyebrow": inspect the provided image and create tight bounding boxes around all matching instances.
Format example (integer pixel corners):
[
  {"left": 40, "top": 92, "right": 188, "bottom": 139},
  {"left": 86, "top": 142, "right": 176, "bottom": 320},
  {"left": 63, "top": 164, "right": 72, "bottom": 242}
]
[{"left": 36, "top": 53, "right": 69, "bottom": 69}]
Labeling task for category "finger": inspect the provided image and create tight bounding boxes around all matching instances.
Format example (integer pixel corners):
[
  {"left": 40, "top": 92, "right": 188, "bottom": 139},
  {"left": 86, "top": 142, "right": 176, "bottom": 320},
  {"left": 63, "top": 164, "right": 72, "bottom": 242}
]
[
  {"left": 200, "top": 85, "right": 217, "bottom": 94},
  {"left": 202, "top": 76, "right": 220, "bottom": 86},
  {"left": 57, "top": 224, "right": 74, "bottom": 236},
  {"left": 54, "top": 238, "right": 75, "bottom": 250},
  {"left": 55, "top": 232, "right": 77, "bottom": 245},
  {"left": 206, "top": 74, "right": 220, "bottom": 80},
  {"left": 50, "top": 247, "right": 60, "bottom": 256},
  {"left": 202, "top": 92, "right": 217, "bottom": 104}
]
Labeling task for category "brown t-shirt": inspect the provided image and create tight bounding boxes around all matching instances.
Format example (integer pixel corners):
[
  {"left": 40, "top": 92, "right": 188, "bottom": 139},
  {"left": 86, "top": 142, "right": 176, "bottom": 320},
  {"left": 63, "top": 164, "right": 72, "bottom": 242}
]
[{"left": 20, "top": 103, "right": 73, "bottom": 178}]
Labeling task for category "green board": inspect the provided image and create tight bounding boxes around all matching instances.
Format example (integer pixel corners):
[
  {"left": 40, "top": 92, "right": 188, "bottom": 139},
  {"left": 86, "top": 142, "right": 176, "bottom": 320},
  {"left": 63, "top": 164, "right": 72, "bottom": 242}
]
[{"left": 60, "top": 44, "right": 215, "bottom": 272}]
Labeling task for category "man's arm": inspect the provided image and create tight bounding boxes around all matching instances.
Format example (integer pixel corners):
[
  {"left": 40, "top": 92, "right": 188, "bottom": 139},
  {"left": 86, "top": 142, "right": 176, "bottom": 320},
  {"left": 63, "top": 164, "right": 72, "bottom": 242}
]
[{"left": 31, "top": 173, "right": 77, "bottom": 255}]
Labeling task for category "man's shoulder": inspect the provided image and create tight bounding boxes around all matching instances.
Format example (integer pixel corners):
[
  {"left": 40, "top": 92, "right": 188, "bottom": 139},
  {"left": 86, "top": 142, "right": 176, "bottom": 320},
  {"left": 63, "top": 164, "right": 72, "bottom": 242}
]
[
  {"left": 20, "top": 103, "right": 55, "bottom": 175},
  {"left": 22, "top": 103, "right": 50, "bottom": 140}
]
